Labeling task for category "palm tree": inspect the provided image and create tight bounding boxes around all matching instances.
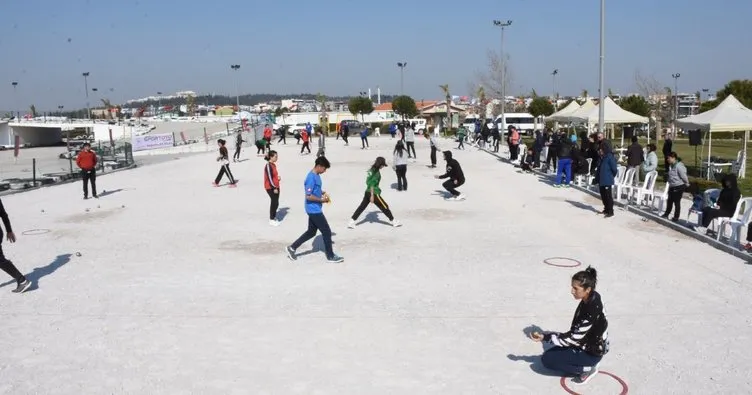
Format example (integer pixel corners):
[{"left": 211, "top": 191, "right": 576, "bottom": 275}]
[{"left": 439, "top": 84, "right": 451, "bottom": 131}]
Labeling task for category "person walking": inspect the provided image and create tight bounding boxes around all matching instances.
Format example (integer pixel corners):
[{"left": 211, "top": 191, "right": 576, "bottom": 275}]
[
  {"left": 393, "top": 141, "right": 409, "bottom": 191},
  {"left": 76, "top": 142, "right": 98, "bottom": 199},
  {"left": 360, "top": 125, "right": 370, "bottom": 149},
  {"left": 213, "top": 139, "right": 237, "bottom": 188},
  {"left": 456, "top": 126, "right": 466, "bottom": 150},
  {"left": 300, "top": 129, "right": 311, "bottom": 155},
  {"left": 277, "top": 125, "right": 287, "bottom": 145},
  {"left": 0, "top": 199, "right": 32, "bottom": 293},
  {"left": 625, "top": 135, "right": 644, "bottom": 184},
  {"left": 596, "top": 143, "right": 618, "bottom": 218},
  {"left": 435, "top": 150, "right": 466, "bottom": 200},
  {"left": 316, "top": 128, "right": 326, "bottom": 157},
  {"left": 661, "top": 152, "right": 690, "bottom": 222},
  {"left": 555, "top": 135, "right": 576, "bottom": 187},
  {"left": 341, "top": 122, "right": 350, "bottom": 146},
  {"left": 233, "top": 130, "right": 245, "bottom": 162},
  {"left": 531, "top": 266, "right": 609, "bottom": 386},
  {"left": 264, "top": 150, "right": 282, "bottom": 226},
  {"left": 263, "top": 124, "right": 273, "bottom": 152},
  {"left": 348, "top": 157, "right": 402, "bottom": 229},
  {"left": 693, "top": 174, "right": 740, "bottom": 236},
  {"left": 426, "top": 131, "right": 439, "bottom": 168},
  {"left": 405, "top": 124, "right": 416, "bottom": 160},
  {"left": 285, "top": 156, "right": 343, "bottom": 263}
]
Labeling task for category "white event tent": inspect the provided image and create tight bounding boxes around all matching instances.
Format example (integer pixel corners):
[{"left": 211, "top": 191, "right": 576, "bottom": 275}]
[
  {"left": 560, "top": 98, "right": 595, "bottom": 122},
  {"left": 675, "top": 94, "right": 752, "bottom": 179},
  {"left": 547, "top": 100, "right": 581, "bottom": 121},
  {"left": 568, "top": 97, "right": 649, "bottom": 147}
]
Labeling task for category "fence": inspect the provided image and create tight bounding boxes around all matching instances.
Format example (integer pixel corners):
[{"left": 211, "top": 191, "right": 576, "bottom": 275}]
[{"left": 0, "top": 142, "right": 134, "bottom": 193}]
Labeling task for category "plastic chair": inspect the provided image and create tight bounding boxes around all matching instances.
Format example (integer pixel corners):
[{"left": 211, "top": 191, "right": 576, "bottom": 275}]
[
  {"left": 631, "top": 170, "right": 658, "bottom": 207},
  {"left": 615, "top": 168, "right": 636, "bottom": 202},
  {"left": 687, "top": 188, "right": 720, "bottom": 226},
  {"left": 716, "top": 197, "right": 752, "bottom": 246},
  {"left": 652, "top": 183, "right": 670, "bottom": 213},
  {"left": 574, "top": 158, "right": 593, "bottom": 187}
]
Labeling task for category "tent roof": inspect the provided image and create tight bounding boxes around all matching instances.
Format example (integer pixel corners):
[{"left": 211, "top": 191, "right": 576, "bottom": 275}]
[
  {"left": 547, "top": 100, "right": 581, "bottom": 121},
  {"left": 570, "top": 97, "right": 648, "bottom": 124},
  {"left": 675, "top": 95, "right": 752, "bottom": 132},
  {"left": 559, "top": 99, "right": 596, "bottom": 121}
]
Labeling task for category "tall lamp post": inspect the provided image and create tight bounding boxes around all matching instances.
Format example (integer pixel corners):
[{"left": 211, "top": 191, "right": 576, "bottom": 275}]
[
  {"left": 493, "top": 19, "right": 512, "bottom": 132},
  {"left": 672, "top": 73, "right": 681, "bottom": 129},
  {"left": 82, "top": 72, "right": 90, "bottom": 119},
  {"left": 156, "top": 91, "right": 163, "bottom": 116},
  {"left": 58, "top": 105, "right": 64, "bottom": 118},
  {"left": 11, "top": 81, "right": 18, "bottom": 120},
  {"left": 230, "top": 64, "right": 241, "bottom": 114},
  {"left": 701, "top": 88, "right": 709, "bottom": 104},
  {"left": 597, "top": 1, "right": 605, "bottom": 136},
  {"left": 91, "top": 88, "right": 99, "bottom": 119},
  {"left": 397, "top": 62, "right": 407, "bottom": 95},
  {"left": 551, "top": 69, "right": 559, "bottom": 110}
]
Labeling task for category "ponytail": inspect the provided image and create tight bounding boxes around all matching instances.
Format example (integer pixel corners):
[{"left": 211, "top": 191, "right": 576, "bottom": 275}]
[
  {"left": 265, "top": 150, "right": 277, "bottom": 161},
  {"left": 572, "top": 266, "right": 598, "bottom": 290}
]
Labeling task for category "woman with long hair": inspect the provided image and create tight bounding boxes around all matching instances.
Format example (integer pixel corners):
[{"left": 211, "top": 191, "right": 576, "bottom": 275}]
[
  {"left": 264, "top": 150, "right": 281, "bottom": 226},
  {"left": 348, "top": 157, "right": 402, "bottom": 229},
  {"left": 531, "top": 266, "right": 609, "bottom": 386},
  {"left": 393, "top": 141, "right": 409, "bottom": 191},
  {"left": 213, "top": 139, "right": 237, "bottom": 188}
]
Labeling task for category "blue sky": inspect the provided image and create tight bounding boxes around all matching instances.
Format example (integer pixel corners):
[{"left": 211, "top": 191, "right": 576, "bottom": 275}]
[{"left": 1, "top": 0, "right": 750, "bottom": 111}]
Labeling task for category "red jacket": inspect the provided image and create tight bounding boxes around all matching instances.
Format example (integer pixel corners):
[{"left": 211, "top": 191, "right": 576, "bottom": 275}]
[
  {"left": 76, "top": 150, "right": 97, "bottom": 170},
  {"left": 301, "top": 131, "right": 309, "bottom": 142},
  {"left": 263, "top": 162, "right": 279, "bottom": 190},
  {"left": 263, "top": 127, "right": 272, "bottom": 139}
]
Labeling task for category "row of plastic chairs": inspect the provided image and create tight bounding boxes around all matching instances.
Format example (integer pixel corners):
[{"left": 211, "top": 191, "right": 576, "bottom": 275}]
[{"left": 687, "top": 189, "right": 752, "bottom": 246}]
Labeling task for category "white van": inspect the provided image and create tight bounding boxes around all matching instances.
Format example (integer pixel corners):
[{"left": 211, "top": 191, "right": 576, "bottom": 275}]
[
  {"left": 494, "top": 113, "right": 542, "bottom": 135},
  {"left": 462, "top": 116, "right": 494, "bottom": 133},
  {"left": 405, "top": 118, "right": 428, "bottom": 134}
]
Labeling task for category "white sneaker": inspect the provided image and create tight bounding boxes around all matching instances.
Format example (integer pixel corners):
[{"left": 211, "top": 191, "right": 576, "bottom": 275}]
[
  {"left": 269, "top": 219, "right": 280, "bottom": 226},
  {"left": 457, "top": 194, "right": 466, "bottom": 200},
  {"left": 445, "top": 196, "right": 457, "bottom": 201},
  {"left": 347, "top": 219, "right": 356, "bottom": 229},
  {"left": 391, "top": 219, "right": 402, "bottom": 227}
]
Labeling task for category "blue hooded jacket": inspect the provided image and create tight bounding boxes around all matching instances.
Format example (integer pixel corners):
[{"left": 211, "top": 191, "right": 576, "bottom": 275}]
[{"left": 597, "top": 143, "right": 618, "bottom": 186}]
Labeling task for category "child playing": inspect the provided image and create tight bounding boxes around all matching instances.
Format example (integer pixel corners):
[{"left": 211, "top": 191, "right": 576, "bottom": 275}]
[{"left": 300, "top": 129, "right": 311, "bottom": 155}]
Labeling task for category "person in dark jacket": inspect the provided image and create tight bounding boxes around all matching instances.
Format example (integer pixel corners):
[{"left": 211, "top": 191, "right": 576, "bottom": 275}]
[
  {"left": 625, "top": 135, "right": 643, "bottom": 182},
  {"left": 546, "top": 131, "right": 561, "bottom": 173},
  {"left": 491, "top": 123, "right": 501, "bottom": 152},
  {"left": 596, "top": 143, "right": 618, "bottom": 217},
  {"left": 555, "top": 135, "right": 576, "bottom": 187},
  {"left": 662, "top": 132, "right": 673, "bottom": 176},
  {"left": 213, "top": 139, "right": 237, "bottom": 187},
  {"left": 531, "top": 266, "right": 609, "bottom": 386},
  {"left": 233, "top": 131, "right": 245, "bottom": 162},
  {"left": 480, "top": 123, "right": 491, "bottom": 149},
  {"left": 0, "top": 199, "right": 32, "bottom": 293},
  {"left": 76, "top": 143, "right": 98, "bottom": 199},
  {"left": 434, "top": 150, "right": 465, "bottom": 200},
  {"left": 533, "top": 130, "right": 545, "bottom": 168},
  {"left": 694, "top": 174, "right": 741, "bottom": 235}
]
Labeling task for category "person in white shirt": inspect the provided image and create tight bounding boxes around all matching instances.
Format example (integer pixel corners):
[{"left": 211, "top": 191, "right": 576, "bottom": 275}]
[{"left": 425, "top": 132, "right": 440, "bottom": 168}]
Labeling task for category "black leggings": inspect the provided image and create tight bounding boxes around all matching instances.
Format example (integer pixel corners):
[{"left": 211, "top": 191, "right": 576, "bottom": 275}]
[
  {"left": 256, "top": 143, "right": 265, "bottom": 154},
  {"left": 457, "top": 137, "right": 464, "bottom": 149},
  {"left": 430, "top": 146, "right": 437, "bottom": 166},
  {"left": 277, "top": 134, "right": 286, "bottom": 144},
  {"left": 702, "top": 207, "right": 731, "bottom": 228},
  {"left": 599, "top": 185, "right": 614, "bottom": 215},
  {"left": 442, "top": 179, "right": 464, "bottom": 196},
  {"left": 663, "top": 185, "right": 685, "bottom": 220},
  {"left": 395, "top": 164, "right": 407, "bottom": 190},
  {"left": 406, "top": 142, "right": 416, "bottom": 158},
  {"left": 361, "top": 136, "right": 369, "bottom": 148},
  {"left": 301, "top": 142, "right": 310, "bottom": 153},
  {"left": 215, "top": 164, "right": 236, "bottom": 184},
  {"left": 547, "top": 150, "right": 558, "bottom": 170},
  {"left": 233, "top": 145, "right": 242, "bottom": 160},
  {"left": 0, "top": 244, "right": 25, "bottom": 283},
  {"left": 351, "top": 192, "right": 394, "bottom": 221},
  {"left": 266, "top": 188, "right": 279, "bottom": 220}
]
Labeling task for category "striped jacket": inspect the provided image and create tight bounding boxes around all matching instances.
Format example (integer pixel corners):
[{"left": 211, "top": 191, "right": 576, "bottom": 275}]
[
  {"left": 543, "top": 291, "right": 610, "bottom": 356},
  {"left": 263, "top": 162, "right": 280, "bottom": 190}
]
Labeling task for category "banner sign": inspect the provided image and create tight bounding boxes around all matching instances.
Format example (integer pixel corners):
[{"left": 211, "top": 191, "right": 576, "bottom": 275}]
[{"left": 132, "top": 133, "right": 174, "bottom": 151}]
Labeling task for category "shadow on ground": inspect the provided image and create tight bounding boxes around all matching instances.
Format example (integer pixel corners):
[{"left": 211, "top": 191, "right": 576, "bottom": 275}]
[
  {"left": 507, "top": 324, "right": 562, "bottom": 377},
  {"left": 0, "top": 253, "right": 72, "bottom": 292},
  {"left": 98, "top": 188, "right": 124, "bottom": 198},
  {"left": 355, "top": 211, "right": 392, "bottom": 227}
]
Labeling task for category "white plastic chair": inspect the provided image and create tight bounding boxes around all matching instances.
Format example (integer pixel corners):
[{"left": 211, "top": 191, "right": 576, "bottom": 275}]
[
  {"left": 615, "top": 168, "right": 636, "bottom": 202},
  {"left": 652, "top": 183, "right": 670, "bottom": 213},
  {"left": 716, "top": 197, "right": 752, "bottom": 246},
  {"left": 631, "top": 170, "right": 658, "bottom": 207},
  {"left": 688, "top": 188, "right": 720, "bottom": 226}
]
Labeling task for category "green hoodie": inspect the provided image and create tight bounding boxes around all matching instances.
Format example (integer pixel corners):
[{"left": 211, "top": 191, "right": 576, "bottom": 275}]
[{"left": 365, "top": 169, "right": 382, "bottom": 195}]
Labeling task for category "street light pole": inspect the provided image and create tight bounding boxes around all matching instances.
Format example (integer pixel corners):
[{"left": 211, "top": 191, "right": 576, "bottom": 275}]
[
  {"left": 551, "top": 69, "right": 559, "bottom": 111},
  {"left": 672, "top": 73, "right": 681, "bottom": 127},
  {"left": 597, "top": 0, "right": 605, "bottom": 136},
  {"left": 230, "top": 64, "right": 241, "bottom": 114},
  {"left": 493, "top": 19, "right": 512, "bottom": 132},
  {"left": 82, "top": 72, "right": 91, "bottom": 119},
  {"left": 397, "top": 62, "right": 407, "bottom": 95},
  {"left": 156, "top": 91, "right": 162, "bottom": 117},
  {"left": 58, "top": 105, "right": 64, "bottom": 118},
  {"left": 11, "top": 82, "right": 18, "bottom": 120}
]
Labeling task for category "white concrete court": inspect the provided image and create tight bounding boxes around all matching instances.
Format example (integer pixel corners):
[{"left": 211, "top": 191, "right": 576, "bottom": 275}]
[{"left": 0, "top": 134, "right": 750, "bottom": 394}]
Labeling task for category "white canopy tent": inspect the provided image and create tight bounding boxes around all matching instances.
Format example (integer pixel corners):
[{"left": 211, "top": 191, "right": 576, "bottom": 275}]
[
  {"left": 547, "top": 100, "right": 581, "bottom": 121},
  {"left": 675, "top": 94, "right": 752, "bottom": 179},
  {"left": 560, "top": 99, "right": 595, "bottom": 122},
  {"left": 568, "top": 97, "right": 649, "bottom": 149}
]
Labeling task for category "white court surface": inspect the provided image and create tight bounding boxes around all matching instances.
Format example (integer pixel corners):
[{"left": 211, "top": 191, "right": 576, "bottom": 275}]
[{"left": 0, "top": 136, "right": 751, "bottom": 394}]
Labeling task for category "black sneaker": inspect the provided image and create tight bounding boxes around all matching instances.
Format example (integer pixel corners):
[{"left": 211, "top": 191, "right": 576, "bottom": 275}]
[
  {"left": 660, "top": 214, "right": 669, "bottom": 219},
  {"left": 12, "top": 279, "right": 31, "bottom": 294},
  {"left": 327, "top": 254, "right": 344, "bottom": 263},
  {"left": 604, "top": 213, "right": 614, "bottom": 218},
  {"left": 571, "top": 363, "right": 599, "bottom": 385},
  {"left": 83, "top": 196, "right": 89, "bottom": 200},
  {"left": 285, "top": 246, "right": 297, "bottom": 261}
]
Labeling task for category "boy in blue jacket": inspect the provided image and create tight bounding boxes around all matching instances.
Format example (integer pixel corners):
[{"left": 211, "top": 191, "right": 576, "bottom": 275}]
[{"left": 596, "top": 142, "right": 618, "bottom": 218}]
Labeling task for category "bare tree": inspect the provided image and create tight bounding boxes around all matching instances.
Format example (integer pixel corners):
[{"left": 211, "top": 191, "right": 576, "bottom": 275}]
[
  {"left": 474, "top": 50, "right": 514, "bottom": 99},
  {"left": 634, "top": 69, "right": 672, "bottom": 138}
]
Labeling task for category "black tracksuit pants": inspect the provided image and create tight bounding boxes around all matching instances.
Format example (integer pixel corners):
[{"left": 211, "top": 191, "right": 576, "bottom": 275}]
[
  {"left": 0, "top": 242, "right": 25, "bottom": 284},
  {"left": 82, "top": 169, "right": 97, "bottom": 198},
  {"left": 266, "top": 189, "right": 279, "bottom": 220},
  {"left": 233, "top": 144, "right": 242, "bottom": 161},
  {"left": 663, "top": 185, "right": 686, "bottom": 220},
  {"left": 430, "top": 146, "right": 437, "bottom": 166},
  {"left": 395, "top": 165, "right": 407, "bottom": 191},
  {"left": 301, "top": 142, "right": 311, "bottom": 153},
  {"left": 443, "top": 179, "right": 464, "bottom": 196},
  {"left": 599, "top": 185, "right": 614, "bottom": 215},
  {"left": 215, "top": 164, "right": 236, "bottom": 185},
  {"left": 351, "top": 192, "right": 394, "bottom": 221},
  {"left": 406, "top": 142, "right": 416, "bottom": 158}
]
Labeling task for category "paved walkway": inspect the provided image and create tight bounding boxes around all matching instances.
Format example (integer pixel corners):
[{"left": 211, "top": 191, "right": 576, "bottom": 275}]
[{"left": 0, "top": 136, "right": 750, "bottom": 394}]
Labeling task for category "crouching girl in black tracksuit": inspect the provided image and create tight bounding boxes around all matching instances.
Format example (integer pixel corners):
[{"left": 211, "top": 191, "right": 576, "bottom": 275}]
[
  {"left": 434, "top": 150, "right": 465, "bottom": 200},
  {"left": 530, "top": 266, "right": 609, "bottom": 386}
]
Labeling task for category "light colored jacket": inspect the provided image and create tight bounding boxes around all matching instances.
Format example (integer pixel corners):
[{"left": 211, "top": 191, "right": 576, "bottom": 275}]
[
  {"left": 405, "top": 129, "right": 415, "bottom": 142},
  {"left": 667, "top": 160, "right": 689, "bottom": 187},
  {"left": 642, "top": 151, "right": 658, "bottom": 173},
  {"left": 393, "top": 150, "right": 408, "bottom": 166}
]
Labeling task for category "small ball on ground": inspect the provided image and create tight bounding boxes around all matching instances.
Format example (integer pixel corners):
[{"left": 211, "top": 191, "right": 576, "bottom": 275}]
[
  {"left": 85, "top": 208, "right": 90, "bottom": 212},
  {"left": 75, "top": 252, "right": 82, "bottom": 257}
]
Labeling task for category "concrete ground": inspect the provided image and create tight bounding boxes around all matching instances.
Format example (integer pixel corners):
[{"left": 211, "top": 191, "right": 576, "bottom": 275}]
[{"left": 0, "top": 136, "right": 750, "bottom": 394}]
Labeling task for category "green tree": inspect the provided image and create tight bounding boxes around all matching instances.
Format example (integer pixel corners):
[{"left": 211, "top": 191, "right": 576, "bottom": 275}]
[
  {"left": 527, "top": 96, "right": 555, "bottom": 118},
  {"left": 619, "top": 95, "right": 651, "bottom": 117},
  {"left": 699, "top": 79, "right": 752, "bottom": 113},
  {"left": 348, "top": 96, "right": 374, "bottom": 122},
  {"left": 392, "top": 95, "right": 418, "bottom": 120}
]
